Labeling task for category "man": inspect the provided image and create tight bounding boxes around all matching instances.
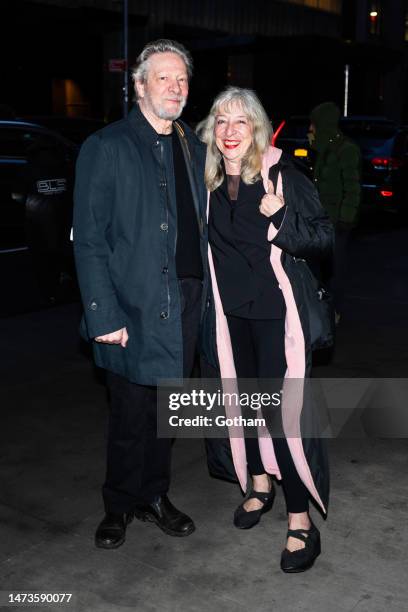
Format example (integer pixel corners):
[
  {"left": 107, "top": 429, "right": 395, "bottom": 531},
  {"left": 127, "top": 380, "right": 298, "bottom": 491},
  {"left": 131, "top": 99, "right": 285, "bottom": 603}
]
[
  {"left": 308, "top": 102, "right": 361, "bottom": 323},
  {"left": 73, "top": 39, "right": 208, "bottom": 549}
]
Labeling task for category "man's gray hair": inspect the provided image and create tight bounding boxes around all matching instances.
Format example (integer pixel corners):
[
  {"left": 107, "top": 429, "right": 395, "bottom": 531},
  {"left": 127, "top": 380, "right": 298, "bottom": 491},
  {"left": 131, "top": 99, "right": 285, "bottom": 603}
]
[{"left": 131, "top": 39, "right": 193, "bottom": 91}]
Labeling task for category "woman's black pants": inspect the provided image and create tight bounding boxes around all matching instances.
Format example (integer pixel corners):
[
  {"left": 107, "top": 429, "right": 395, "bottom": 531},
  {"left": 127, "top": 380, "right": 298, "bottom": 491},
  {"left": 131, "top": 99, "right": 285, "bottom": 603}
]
[{"left": 226, "top": 315, "right": 310, "bottom": 514}]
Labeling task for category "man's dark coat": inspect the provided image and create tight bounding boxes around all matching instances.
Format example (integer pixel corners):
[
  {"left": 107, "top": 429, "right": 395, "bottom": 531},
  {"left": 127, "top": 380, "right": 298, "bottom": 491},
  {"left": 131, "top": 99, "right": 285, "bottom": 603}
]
[{"left": 73, "top": 105, "right": 208, "bottom": 385}]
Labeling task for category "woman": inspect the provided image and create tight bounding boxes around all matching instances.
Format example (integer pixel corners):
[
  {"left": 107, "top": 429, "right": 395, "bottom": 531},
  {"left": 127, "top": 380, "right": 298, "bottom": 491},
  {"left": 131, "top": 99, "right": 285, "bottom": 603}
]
[{"left": 198, "top": 87, "right": 333, "bottom": 573}]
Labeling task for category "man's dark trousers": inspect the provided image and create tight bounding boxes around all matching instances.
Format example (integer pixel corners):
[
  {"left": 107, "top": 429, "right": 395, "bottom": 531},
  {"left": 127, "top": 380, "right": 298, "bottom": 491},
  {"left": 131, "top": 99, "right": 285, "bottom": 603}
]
[{"left": 102, "top": 278, "right": 202, "bottom": 514}]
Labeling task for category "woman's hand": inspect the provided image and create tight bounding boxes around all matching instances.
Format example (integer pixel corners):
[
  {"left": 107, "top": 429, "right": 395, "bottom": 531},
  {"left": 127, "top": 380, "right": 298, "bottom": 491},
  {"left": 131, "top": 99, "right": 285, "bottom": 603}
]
[{"left": 259, "top": 180, "right": 284, "bottom": 217}]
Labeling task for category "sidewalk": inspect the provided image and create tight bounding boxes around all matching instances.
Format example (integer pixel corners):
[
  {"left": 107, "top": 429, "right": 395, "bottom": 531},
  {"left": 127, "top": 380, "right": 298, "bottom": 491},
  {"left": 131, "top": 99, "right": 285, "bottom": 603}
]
[{"left": 1, "top": 224, "right": 407, "bottom": 612}]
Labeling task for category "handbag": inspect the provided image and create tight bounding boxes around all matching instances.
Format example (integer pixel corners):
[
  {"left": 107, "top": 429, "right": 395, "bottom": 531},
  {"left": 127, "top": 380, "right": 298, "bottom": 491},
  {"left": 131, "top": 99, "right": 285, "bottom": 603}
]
[
  {"left": 268, "top": 161, "right": 334, "bottom": 351},
  {"left": 292, "top": 256, "right": 335, "bottom": 351}
]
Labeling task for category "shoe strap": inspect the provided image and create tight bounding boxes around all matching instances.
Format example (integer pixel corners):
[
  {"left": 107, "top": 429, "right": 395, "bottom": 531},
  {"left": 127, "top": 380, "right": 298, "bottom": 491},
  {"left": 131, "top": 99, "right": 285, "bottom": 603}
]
[
  {"left": 248, "top": 490, "right": 274, "bottom": 504},
  {"left": 286, "top": 528, "right": 312, "bottom": 543}
]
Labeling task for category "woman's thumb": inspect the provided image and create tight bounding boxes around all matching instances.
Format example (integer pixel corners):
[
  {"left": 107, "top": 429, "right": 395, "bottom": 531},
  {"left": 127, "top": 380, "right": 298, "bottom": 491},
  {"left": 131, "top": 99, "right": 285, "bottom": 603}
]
[{"left": 268, "top": 179, "right": 275, "bottom": 195}]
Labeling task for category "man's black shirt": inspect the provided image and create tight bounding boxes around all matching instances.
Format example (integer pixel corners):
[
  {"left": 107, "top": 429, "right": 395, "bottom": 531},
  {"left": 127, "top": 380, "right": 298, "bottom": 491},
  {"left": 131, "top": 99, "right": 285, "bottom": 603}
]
[{"left": 165, "top": 130, "right": 203, "bottom": 280}]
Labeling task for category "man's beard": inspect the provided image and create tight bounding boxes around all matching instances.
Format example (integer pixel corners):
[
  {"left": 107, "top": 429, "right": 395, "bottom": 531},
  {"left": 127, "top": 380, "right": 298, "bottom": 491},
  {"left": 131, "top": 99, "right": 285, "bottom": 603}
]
[{"left": 144, "top": 91, "right": 187, "bottom": 121}]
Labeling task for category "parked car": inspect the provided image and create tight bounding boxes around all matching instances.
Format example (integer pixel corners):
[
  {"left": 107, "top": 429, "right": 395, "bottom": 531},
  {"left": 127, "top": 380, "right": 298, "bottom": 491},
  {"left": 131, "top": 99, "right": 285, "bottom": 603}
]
[
  {"left": 274, "top": 115, "right": 408, "bottom": 216},
  {"left": 340, "top": 117, "right": 408, "bottom": 216},
  {"left": 0, "top": 119, "right": 77, "bottom": 250},
  {"left": 23, "top": 115, "right": 106, "bottom": 145},
  {"left": 0, "top": 120, "right": 79, "bottom": 300},
  {"left": 272, "top": 116, "right": 315, "bottom": 179}
]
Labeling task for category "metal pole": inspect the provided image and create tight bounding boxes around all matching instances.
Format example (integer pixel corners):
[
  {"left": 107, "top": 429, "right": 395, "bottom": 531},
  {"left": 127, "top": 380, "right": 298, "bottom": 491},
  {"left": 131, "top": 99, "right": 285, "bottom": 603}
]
[
  {"left": 123, "top": 0, "right": 129, "bottom": 117},
  {"left": 344, "top": 64, "right": 349, "bottom": 117}
]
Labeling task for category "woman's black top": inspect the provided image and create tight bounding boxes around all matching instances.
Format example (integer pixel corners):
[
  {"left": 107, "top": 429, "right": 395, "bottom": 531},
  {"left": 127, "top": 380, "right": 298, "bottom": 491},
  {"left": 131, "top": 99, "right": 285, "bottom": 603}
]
[{"left": 208, "top": 172, "right": 286, "bottom": 319}]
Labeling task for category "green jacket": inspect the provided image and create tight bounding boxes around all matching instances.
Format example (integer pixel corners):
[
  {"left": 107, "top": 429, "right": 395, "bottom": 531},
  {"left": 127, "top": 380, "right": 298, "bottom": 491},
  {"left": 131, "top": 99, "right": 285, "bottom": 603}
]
[{"left": 310, "top": 102, "right": 361, "bottom": 228}]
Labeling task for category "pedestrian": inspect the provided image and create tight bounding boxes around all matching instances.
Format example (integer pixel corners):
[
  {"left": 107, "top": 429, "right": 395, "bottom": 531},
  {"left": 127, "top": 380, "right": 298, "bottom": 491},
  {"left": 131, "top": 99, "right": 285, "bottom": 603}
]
[
  {"left": 308, "top": 101, "right": 361, "bottom": 323},
  {"left": 73, "top": 39, "right": 208, "bottom": 549},
  {"left": 198, "top": 87, "right": 333, "bottom": 572}
]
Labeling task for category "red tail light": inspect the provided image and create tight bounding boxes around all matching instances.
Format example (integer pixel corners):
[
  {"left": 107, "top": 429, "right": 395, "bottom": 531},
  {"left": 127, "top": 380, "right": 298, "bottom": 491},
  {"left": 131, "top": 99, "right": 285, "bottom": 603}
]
[
  {"left": 380, "top": 190, "right": 393, "bottom": 197},
  {"left": 371, "top": 157, "right": 403, "bottom": 170},
  {"left": 272, "top": 120, "right": 286, "bottom": 146}
]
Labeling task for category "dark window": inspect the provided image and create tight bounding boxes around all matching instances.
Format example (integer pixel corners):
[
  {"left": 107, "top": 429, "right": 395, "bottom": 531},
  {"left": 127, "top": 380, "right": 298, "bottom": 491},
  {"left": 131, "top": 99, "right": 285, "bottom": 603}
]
[
  {"left": 340, "top": 121, "right": 396, "bottom": 140},
  {"left": 0, "top": 128, "right": 62, "bottom": 158},
  {"left": 341, "top": 120, "right": 396, "bottom": 157},
  {"left": 280, "top": 117, "right": 309, "bottom": 140},
  {"left": 405, "top": 8, "right": 408, "bottom": 42},
  {"left": 393, "top": 131, "right": 408, "bottom": 157}
]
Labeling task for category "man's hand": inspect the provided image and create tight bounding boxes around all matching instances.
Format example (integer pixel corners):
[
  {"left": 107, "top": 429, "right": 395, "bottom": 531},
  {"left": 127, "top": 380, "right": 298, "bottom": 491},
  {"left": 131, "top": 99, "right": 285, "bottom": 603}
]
[
  {"left": 95, "top": 327, "right": 128, "bottom": 348},
  {"left": 259, "top": 180, "right": 284, "bottom": 217}
]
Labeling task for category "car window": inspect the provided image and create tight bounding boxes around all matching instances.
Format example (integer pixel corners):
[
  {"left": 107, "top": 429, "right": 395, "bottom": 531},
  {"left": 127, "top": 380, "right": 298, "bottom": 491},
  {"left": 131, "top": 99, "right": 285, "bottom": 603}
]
[
  {"left": 0, "top": 128, "right": 63, "bottom": 158},
  {"left": 351, "top": 137, "right": 394, "bottom": 157},
  {"left": 340, "top": 121, "right": 396, "bottom": 140},
  {"left": 279, "top": 118, "right": 309, "bottom": 140},
  {"left": 341, "top": 122, "right": 396, "bottom": 148},
  {"left": 394, "top": 131, "right": 408, "bottom": 157},
  {"left": 340, "top": 122, "right": 396, "bottom": 157}
]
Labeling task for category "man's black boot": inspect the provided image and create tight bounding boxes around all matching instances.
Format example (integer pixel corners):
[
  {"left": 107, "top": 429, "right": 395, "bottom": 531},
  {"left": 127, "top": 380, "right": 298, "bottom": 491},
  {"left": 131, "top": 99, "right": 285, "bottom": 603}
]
[
  {"left": 95, "top": 512, "right": 133, "bottom": 549},
  {"left": 133, "top": 495, "right": 195, "bottom": 537}
]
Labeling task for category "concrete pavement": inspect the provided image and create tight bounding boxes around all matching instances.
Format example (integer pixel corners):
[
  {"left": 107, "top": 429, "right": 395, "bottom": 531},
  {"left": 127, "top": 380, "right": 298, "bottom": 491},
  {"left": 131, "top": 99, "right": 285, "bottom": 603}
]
[{"left": 1, "top": 221, "right": 407, "bottom": 612}]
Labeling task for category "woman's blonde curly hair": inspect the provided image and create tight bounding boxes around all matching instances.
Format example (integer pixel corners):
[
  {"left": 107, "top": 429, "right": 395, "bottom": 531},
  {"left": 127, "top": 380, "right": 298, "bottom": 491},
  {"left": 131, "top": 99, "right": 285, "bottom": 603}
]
[{"left": 196, "top": 87, "right": 273, "bottom": 192}]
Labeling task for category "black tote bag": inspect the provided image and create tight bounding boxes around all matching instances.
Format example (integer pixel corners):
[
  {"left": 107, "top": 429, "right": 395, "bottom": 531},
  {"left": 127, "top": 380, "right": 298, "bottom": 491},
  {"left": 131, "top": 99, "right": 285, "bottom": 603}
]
[
  {"left": 292, "top": 257, "right": 335, "bottom": 351},
  {"left": 269, "top": 160, "right": 335, "bottom": 352}
]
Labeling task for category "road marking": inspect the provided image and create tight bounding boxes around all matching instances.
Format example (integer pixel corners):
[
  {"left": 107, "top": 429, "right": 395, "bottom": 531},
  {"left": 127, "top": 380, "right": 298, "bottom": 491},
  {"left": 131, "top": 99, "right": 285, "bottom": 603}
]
[{"left": 0, "top": 247, "right": 29, "bottom": 254}]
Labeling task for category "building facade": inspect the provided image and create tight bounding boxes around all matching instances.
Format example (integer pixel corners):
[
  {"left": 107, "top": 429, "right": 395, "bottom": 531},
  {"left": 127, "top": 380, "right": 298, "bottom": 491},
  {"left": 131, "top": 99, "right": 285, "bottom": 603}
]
[
  {"left": 343, "top": 0, "right": 407, "bottom": 121},
  {"left": 2, "top": 0, "right": 406, "bottom": 123}
]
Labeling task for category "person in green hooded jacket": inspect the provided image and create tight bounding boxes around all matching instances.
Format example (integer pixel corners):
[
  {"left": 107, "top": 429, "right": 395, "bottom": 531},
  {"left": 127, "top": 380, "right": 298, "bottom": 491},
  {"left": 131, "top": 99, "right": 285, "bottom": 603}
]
[{"left": 308, "top": 101, "right": 361, "bottom": 322}]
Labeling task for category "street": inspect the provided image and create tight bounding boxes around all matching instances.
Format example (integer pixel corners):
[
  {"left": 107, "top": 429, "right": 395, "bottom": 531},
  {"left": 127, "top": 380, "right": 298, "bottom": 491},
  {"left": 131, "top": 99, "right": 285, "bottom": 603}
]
[
  {"left": 0, "top": 215, "right": 407, "bottom": 611},
  {"left": 2, "top": 0, "right": 407, "bottom": 608}
]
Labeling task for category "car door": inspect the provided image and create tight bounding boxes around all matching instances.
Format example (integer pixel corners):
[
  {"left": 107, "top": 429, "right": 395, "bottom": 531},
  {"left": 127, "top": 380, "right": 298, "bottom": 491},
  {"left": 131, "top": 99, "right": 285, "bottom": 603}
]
[
  {"left": 391, "top": 130, "right": 408, "bottom": 211},
  {"left": 0, "top": 125, "right": 75, "bottom": 250},
  {"left": 0, "top": 126, "right": 29, "bottom": 249}
]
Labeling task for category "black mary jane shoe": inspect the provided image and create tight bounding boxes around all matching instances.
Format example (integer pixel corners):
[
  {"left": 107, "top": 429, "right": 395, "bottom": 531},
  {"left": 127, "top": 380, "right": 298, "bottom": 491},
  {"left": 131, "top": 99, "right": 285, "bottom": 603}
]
[
  {"left": 280, "top": 523, "right": 321, "bottom": 573},
  {"left": 233, "top": 488, "right": 275, "bottom": 530},
  {"left": 95, "top": 512, "right": 134, "bottom": 550},
  {"left": 133, "top": 495, "right": 195, "bottom": 537}
]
